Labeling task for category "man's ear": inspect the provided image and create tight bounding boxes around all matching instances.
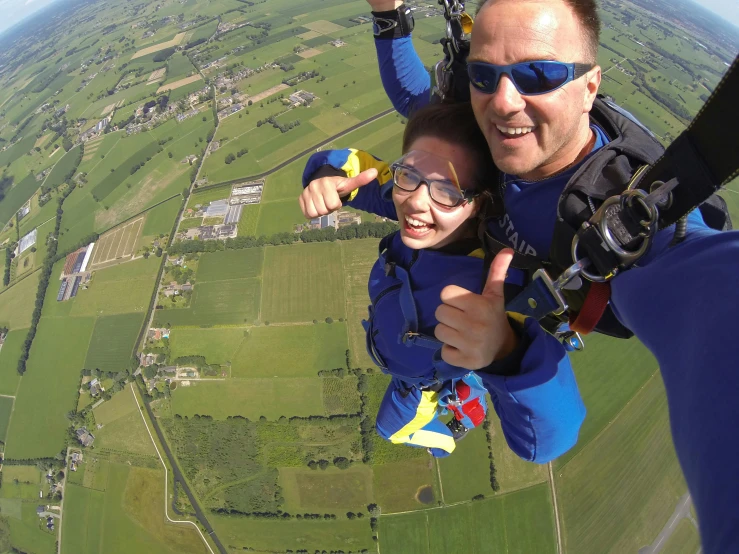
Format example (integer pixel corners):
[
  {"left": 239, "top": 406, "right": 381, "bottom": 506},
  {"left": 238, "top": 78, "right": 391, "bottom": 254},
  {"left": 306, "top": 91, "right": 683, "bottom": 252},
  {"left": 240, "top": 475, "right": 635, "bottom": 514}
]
[{"left": 583, "top": 65, "right": 601, "bottom": 113}]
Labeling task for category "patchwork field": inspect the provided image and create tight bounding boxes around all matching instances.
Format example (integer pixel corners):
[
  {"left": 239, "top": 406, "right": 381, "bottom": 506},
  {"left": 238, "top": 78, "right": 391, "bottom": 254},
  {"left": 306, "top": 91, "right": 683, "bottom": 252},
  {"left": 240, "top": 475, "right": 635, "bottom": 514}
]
[
  {"left": 168, "top": 326, "right": 247, "bottom": 365},
  {"left": 379, "top": 483, "right": 557, "bottom": 554},
  {"left": 195, "top": 248, "right": 264, "bottom": 282},
  {"left": 157, "top": 74, "right": 203, "bottom": 94},
  {"left": 0, "top": 395, "right": 14, "bottom": 442},
  {"left": 89, "top": 217, "right": 144, "bottom": 269},
  {"left": 437, "top": 423, "right": 494, "bottom": 503},
  {"left": 0, "top": 329, "right": 27, "bottom": 395},
  {"left": 130, "top": 31, "right": 187, "bottom": 59},
  {"left": 170, "top": 378, "right": 325, "bottom": 420},
  {"left": 0, "top": 272, "right": 40, "bottom": 330},
  {"left": 230, "top": 323, "right": 348, "bottom": 378},
  {"left": 279, "top": 465, "right": 374, "bottom": 512},
  {"left": 84, "top": 312, "right": 145, "bottom": 372},
  {"left": 261, "top": 242, "right": 346, "bottom": 323}
]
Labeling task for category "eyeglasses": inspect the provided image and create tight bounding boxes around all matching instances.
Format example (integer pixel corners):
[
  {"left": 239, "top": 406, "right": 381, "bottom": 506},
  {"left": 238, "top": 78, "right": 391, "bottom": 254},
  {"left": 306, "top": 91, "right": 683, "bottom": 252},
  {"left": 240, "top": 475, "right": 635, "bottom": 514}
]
[
  {"left": 390, "top": 151, "right": 478, "bottom": 208},
  {"left": 467, "top": 60, "right": 594, "bottom": 96}
]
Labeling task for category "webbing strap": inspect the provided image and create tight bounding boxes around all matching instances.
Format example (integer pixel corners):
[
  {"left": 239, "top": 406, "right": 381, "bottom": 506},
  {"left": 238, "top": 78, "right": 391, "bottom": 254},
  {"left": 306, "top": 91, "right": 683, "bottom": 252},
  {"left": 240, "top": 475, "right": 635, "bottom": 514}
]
[
  {"left": 635, "top": 55, "right": 739, "bottom": 228},
  {"left": 569, "top": 282, "right": 611, "bottom": 334}
]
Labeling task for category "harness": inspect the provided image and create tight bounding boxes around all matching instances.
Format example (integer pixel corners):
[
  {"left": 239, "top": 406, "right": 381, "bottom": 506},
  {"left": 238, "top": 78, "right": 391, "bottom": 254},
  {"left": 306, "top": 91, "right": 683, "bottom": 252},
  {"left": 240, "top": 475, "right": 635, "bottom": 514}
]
[{"left": 430, "top": 2, "right": 738, "bottom": 346}]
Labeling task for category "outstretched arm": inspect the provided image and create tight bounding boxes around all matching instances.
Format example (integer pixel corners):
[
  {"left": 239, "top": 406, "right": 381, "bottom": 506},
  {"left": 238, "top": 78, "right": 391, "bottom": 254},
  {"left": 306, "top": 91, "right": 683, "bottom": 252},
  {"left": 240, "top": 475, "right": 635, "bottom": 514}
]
[
  {"left": 301, "top": 148, "right": 397, "bottom": 220},
  {"left": 610, "top": 213, "right": 739, "bottom": 553},
  {"left": 366, "top": 1, "right": 431, "bottom": 117}
]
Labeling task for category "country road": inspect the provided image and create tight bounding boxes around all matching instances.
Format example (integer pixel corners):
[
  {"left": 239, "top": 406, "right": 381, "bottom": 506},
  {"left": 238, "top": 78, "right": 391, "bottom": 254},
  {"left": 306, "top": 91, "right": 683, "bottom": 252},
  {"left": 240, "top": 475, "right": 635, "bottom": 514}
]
[{"left": 639, "top": 493, "right": 698, "bottom": 554}]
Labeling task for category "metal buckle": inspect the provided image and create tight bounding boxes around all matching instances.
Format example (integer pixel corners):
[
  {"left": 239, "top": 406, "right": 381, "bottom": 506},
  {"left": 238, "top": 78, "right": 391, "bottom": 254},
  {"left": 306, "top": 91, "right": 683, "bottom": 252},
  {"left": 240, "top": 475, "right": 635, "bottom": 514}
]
[
  {"left": 531, "top": 269, "right": 568, "bottom": 315},
  {"left": 571, "top": 189, "right": 659, "bottom": 282}
]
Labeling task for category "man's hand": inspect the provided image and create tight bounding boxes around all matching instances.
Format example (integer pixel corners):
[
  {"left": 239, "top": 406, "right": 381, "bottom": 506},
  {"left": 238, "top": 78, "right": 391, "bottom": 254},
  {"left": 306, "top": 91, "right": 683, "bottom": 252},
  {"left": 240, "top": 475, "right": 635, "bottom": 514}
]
[
  {"left": 434, "top": 249, "right": 518, "bottom": 369},
  {"left": 299, "top": 168, "right": 378, "bottom": 219},
  {"left": 365, "top": 0, "right": 403, "bottom": 11}
]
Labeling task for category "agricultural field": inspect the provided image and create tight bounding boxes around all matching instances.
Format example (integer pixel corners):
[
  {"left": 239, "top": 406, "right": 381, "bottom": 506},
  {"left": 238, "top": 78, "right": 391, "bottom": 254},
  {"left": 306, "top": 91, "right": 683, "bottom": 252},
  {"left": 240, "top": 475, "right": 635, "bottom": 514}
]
[
  {"left": 437, "top": 424, "right": 494, "bottom": 503},
  {"left": 0, "top": 271, "right": 40, "bottom": 330},
  {"left": 195, "top": 247, "right": 263, "bottom": 281},
  {"left": 0, "top": 395, "right": 13, "bottom": 441},
  {"left": 84, "top": 312, "right": 145, "bottom": 372},
  {"left": 0, "top": 329, "right": 27, "bottom": 395},
  {"left": 261, "top": 242, "right": 346, "bottom": 323}
]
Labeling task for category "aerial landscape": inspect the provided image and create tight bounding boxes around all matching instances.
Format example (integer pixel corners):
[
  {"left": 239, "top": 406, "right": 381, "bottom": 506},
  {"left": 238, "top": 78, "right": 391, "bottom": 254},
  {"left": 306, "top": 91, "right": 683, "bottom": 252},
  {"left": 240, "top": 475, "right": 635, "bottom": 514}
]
[{"left": 0, "top": 0, "right": 736, "bottom": 552}]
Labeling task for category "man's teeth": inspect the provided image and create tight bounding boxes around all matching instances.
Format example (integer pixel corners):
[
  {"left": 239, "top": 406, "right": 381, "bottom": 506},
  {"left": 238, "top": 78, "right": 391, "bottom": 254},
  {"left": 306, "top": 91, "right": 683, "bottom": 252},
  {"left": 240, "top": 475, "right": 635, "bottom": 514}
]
[
  {"left": 496, "top": 125, "right": 534, "bottom": 136},
  {"left": 405, "top": 216, "right": 430, "bottom": 228}
]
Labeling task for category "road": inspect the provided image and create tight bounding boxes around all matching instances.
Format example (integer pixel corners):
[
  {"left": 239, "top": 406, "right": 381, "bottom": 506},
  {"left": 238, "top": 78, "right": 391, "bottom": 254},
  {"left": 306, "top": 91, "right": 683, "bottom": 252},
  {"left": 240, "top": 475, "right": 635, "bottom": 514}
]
[
  {"left": 639, "top": 493, "right": 698, "bottom": 554},
  {"left": 135, "top": 385, "right": 226, "bottom": 554}
]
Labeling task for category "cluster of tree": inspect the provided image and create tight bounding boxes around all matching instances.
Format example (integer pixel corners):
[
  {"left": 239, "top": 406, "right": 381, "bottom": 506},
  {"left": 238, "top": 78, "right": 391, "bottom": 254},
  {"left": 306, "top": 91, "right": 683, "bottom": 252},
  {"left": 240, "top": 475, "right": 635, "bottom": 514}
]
[
  {"left": 357, "top": 375, "right": 374, "bottom": 464},
  {"left": 213, "top": 508, "right": 337, "bottom": 520},
  {"left": 169, "top": 264, "right": 194, "bottom": 285},
  {"left": 237, "top": 148, "right": 248, "bottom": 158},
  {"left": 306, "top": 456, "right": 351, "bottom": 470},
  {"left": 282, "top": 70, "right": 319, "bottom": 87},
  {"left": 316, "top": 366, "right": 366, "bottom": 379},
  {"left": 637, "top": 78, "right": 692, "bottom": 121},
  {"left": 0, "top": 174, "right": 13, "bottom": 202},
  {"left": 3, "top": 247, "right": 13, "bottom": 286},
  {"left": 152, "top": 47, "right": 177, "bottom": 62},
  {"left": 224, "top": 152, "right": 236, "bottom": 164},
  {"left": 481, "top": 418, "right": 500, "bottom": 491}
]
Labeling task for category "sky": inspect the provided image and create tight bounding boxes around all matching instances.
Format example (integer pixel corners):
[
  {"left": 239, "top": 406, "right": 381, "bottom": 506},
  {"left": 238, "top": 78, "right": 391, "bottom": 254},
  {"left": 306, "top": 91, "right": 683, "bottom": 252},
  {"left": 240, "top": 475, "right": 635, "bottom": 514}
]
[
  {"left": 0, "top": 0, "right": 60, "bottom": 35},
  {"left": 693, "top": 0, "right": 739, "bottom": 29}
]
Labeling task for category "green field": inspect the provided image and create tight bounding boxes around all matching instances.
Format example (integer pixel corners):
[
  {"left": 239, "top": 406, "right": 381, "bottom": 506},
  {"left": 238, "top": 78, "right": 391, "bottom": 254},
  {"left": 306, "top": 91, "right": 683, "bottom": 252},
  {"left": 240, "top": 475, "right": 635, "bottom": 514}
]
[
  {"left": 373, "top": 457, "right": 438, "bottom": 513},
  {"left": 84, "top": 312, "right": 144, "bottom": 372},
  {"left": 256, "top": 199, "right": 306, "bottom": 236},
  {"left": 557, "top": 373, "right": 686, "bottom": 554},
  {"left": 0, "top": 329, "right": 27, "bottom": 396},
  {"left": 170, "top": 378, "right": 325, "bottom": 419},
  {"left": 6, "top": 501, "right": 56, "bottom": 554},
  {"left": 339, "top": 239, "right": 381, "bottom": 368},
  {"left": 141, "top": 196, "right": 182, "bottom": 238},
  {"left": 236, "top": 203, "right": 261, "bottom": 236},
  {"left": 437, "top": 423, "right": 493, "bottom": 503},
  {"left": 4, "top": 316, "right": 95, "bottom": 459},
  {"left": 261, "top": 242, "right": 346, "bottom": 323},
  {"left": 0, "top": 395, "right": 13, "bottom": 442},
  {"left": 168, "top": 326, "right": 247, "bottom": 365},
  {"left": 379, "top": 483, "right": 557, "bottom": 554},
  {"left": 231, "top": 323, "right": 348, "bottom": 378},
  {"left": 187, "top": 185, "right": 231, "bottom": 208},
  {"left": 154, "top": 277, "right": 261, "bottom": 326},
  {"left": 279, "top": 465, "right": 374, "bottom": 512},
  {"left": 195, "top": 247, "right": 264, "bottom": 281},
  {"left": 43, "top": 144, "right": 82, "bottom": 190},
  {"left": 61, "top": 463, "right": 208, "bottom": 554},
  {"left": 0, "top": 272, "right": 40, "bottom": 330},
  {"left": 69, "top": 257, "right": 161, "bottom": 317},
  {"left": 661, "top": 519, "right": 701, "bottom": 554},
  {"left": 489, "top": 413, "right": 548, "bottom": 494},
  {"left": 93, "top": 386, "right": 158, "bottom": 457},
  {"left": 322, "top": 375, "right": 361, "bottom": 415}
]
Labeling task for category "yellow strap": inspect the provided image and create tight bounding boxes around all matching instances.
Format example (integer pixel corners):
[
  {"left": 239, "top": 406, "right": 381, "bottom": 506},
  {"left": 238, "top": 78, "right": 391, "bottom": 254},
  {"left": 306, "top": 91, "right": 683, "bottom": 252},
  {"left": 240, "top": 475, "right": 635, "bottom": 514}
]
[
  {"left": 341, "top": 148, "right": 393, "bottom": 202},
  {"left": 389, "top": 390, "right": 439, "bottom": 442}
]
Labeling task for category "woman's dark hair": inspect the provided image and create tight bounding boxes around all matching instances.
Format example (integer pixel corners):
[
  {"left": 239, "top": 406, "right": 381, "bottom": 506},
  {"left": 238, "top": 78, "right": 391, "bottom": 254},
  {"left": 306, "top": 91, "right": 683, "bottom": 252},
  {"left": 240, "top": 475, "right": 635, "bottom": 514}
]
[{"left": 402, "top": 102, "right": 499, "bottom": 219}]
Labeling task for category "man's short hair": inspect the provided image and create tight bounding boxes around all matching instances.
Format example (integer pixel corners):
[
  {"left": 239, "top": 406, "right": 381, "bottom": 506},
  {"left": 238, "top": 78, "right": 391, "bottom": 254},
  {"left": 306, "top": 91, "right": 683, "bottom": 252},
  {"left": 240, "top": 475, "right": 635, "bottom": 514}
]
[{"left": 477, "top": 0, "right": 601, "bottom": 64}]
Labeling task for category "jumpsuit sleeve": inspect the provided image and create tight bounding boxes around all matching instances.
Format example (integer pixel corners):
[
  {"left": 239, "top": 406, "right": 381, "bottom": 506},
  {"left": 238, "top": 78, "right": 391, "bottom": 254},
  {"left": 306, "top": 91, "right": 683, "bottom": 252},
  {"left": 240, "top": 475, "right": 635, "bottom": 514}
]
[
  {"left": 476, "top": 316, "right": 586, "bottom": 464},
  {"left": 374, "top": 35, "right": 432, "bottom": 117},
  {"left": 302, "top": 148, "right": 398, "bottom": 220},
  {"left": 609, "top": 210, "right": 739, "bottom": 554}
]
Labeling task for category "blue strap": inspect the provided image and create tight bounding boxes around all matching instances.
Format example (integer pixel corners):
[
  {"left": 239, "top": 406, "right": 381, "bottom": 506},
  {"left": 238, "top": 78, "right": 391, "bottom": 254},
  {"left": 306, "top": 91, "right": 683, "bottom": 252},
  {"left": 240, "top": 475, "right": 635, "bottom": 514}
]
[
  {"left": 393, "top": 263, "right": 419, "bottom": 336},
  {"left": 505, "top": 275, "right": 563, "bottom": 319}
]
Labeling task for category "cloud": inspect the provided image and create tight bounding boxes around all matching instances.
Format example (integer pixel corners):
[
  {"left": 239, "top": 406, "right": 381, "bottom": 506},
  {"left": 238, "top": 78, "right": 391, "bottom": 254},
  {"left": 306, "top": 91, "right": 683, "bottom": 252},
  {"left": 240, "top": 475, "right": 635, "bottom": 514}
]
[{"left": 25, "top": 0, "right": 35, "bottom": 4}]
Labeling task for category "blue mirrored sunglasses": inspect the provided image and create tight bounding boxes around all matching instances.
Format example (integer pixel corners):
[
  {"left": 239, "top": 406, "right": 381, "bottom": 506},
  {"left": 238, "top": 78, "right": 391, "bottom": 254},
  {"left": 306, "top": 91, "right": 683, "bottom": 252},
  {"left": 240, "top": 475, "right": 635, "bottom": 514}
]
[{"left": 467, "top": 60, "right": 594, "bottom": 96}]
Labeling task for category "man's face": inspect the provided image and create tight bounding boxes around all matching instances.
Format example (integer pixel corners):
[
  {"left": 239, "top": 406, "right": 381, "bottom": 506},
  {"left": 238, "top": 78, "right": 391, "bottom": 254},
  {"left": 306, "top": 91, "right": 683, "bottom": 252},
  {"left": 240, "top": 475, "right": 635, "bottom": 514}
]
[{"left": 469, "top": 0, "right": 600, "bottom": 180}]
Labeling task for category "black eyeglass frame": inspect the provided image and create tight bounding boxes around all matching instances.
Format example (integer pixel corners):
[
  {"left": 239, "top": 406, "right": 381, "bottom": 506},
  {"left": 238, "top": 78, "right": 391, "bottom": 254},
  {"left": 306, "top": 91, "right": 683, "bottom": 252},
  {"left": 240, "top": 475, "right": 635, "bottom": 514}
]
[
  {"left": 390, "top": 162, "right": 479, "bottom": 208},
  {"left": 467, "top": 60, "right": 595, "bottom": 96}
]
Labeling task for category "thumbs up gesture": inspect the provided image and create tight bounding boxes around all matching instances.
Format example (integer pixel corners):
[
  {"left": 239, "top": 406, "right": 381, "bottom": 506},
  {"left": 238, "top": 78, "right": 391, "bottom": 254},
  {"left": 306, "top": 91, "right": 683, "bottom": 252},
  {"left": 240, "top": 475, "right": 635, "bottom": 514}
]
[
  {"left": 299, "top": 168, "right": 378, "bottom": 219},
  {"left": 434, "top": 249, "right": 518, "bottom": 369}
]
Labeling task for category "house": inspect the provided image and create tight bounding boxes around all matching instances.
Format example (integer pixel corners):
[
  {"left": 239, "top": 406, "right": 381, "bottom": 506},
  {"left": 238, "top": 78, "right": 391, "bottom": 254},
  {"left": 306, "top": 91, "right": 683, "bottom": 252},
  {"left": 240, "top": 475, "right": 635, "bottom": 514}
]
[
  {"left": 76, "top": 427, "right": 95, "bottom": 447},
  {"left": 36, "top": 506, "right": 45, "bottom": 516},
  {"left": 309, "top": 212, "right": 339, "bottom": 230},
  {"left": 88, "top": 378, "right": 103, "bottom": 398}
]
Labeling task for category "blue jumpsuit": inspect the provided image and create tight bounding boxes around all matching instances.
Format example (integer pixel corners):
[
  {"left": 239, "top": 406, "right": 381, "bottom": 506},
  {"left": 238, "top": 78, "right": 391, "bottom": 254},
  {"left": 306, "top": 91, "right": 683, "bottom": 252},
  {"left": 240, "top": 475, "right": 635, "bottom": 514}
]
[
  {"left": 303, "top": 149, "right": 586, "bottom": 461},
  {"left": 372, "top": 34, "right": 739, "bottom": 553}
]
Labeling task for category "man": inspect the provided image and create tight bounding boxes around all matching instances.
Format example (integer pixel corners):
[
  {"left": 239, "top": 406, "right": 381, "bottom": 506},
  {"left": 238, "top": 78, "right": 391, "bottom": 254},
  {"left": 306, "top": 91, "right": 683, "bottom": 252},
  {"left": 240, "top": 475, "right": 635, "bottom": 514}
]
[{"left": 358, "top": 0, "right": 738, "bottom": 551}]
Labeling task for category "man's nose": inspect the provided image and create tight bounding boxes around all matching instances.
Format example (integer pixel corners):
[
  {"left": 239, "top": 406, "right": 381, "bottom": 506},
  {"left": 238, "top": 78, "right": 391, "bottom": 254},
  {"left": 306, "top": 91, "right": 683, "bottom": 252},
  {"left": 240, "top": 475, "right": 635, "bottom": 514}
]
[{"left": 489, "top": 74, "right": 526, "bottom": 116}]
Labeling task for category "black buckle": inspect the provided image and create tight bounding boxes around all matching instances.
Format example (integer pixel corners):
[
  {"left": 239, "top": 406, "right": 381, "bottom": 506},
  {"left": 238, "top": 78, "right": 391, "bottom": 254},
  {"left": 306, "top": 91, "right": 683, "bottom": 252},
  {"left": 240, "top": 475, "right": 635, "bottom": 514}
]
[{"left": 384, "top": 262, "right": 396, "bottom": 277}]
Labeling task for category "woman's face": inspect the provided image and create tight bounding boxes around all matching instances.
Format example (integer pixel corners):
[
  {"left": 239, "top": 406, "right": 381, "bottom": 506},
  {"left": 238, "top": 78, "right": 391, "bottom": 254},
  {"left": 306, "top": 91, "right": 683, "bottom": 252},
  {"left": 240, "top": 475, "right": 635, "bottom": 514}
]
[{"left": 393, "top": 136, "right": 480, "bottom": 250}]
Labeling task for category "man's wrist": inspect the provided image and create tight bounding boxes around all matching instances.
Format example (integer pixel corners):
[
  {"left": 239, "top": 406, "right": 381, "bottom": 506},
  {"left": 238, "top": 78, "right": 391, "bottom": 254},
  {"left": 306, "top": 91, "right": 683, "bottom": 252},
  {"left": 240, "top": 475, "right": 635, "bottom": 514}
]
[
  {"left": 372, "top": 4, "right": 414, "bottom": 39},
  {"left": 368, "top": 0, "right": 403, "bottom": 11}
]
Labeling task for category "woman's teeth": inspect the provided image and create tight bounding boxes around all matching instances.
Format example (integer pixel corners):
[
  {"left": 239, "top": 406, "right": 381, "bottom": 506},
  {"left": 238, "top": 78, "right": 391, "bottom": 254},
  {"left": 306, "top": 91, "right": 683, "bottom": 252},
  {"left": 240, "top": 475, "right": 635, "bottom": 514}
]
[
  {"left": 496, "top": 125, "right": 534, "bottom": 136},
  {"left": 405, "top": 216, "right": 431, "bottom": 229}
]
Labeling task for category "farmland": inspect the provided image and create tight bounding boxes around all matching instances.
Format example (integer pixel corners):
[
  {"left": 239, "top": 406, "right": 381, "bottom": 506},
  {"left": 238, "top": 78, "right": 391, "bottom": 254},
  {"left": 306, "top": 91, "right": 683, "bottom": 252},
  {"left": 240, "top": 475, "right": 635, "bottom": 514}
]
[
  {"left": 84, "top": 312, "right": 145, "bottom": 372},
  {"left": 0, "top": 329, "right": 26, "bottom": 395}
]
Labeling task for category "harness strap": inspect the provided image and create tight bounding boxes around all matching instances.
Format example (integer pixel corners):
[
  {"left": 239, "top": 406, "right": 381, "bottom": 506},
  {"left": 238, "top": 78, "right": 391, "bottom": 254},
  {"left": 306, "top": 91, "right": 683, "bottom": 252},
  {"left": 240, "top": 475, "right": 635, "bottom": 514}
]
[{"left": 569, "top": 282, "right": 611, "bottom": 334}]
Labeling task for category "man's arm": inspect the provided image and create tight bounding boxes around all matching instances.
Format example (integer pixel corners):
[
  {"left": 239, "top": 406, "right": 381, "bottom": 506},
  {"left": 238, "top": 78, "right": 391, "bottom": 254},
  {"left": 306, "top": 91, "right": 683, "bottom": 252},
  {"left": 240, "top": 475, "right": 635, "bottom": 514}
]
[
  {"left": 366, "top": 1, "right": 431, "bottom": 117},
  {"left": 609, "top": 214, "right": 739, "bottom": 553}
]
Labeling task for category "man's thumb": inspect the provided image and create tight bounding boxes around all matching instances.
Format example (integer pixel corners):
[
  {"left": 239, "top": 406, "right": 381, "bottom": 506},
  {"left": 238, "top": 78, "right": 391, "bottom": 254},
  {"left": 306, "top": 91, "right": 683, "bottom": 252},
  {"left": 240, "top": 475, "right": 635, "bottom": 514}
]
[
  {"left": 482, "top": 248, "right": 514, "bottom": 302},
  {"left": 337, "top": 168, "right": 378, "bottom": 195}
]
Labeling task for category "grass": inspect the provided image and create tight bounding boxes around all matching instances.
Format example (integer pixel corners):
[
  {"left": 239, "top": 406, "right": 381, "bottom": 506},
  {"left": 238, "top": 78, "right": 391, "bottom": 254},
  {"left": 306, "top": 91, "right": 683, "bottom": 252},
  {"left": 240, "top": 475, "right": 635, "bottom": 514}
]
[
  {"left": 141, "top": 196, "right": 182, "bottom": 238},
  {"left": 556, "top": 372, "right": 687, "bottom": 554},
  {"left": 63, "top": 462, "right": 208, "bottom": 554},
  {"left": 7, "top": 502, "right": 56, "bottom": 554},
  {"left": 437, "top": 423, "right": 493, "bottom": 503},
  {"left": 660, "top": 519, "right": 701, "bottom": 554},
  {"left": 379, "top": 483, "right": 556, "bottom": 554},
  {"left": 4, "top": 316, "right": 95, "bottom": 459},
  {"left": 0, "top": 271, "right": 40, "bottom": 330},
  {"left": 210, "top": 514, "right": 373, "bottom": 553},
  {"left": 278, "top": 465, "right": 374, "bottom": 512},
  {"left": 178, "top": 217, "right": 203, "bottom": 231},
  {"left": 231, "top": 323, "right": 348, "bottom": 378},
  {"left": 373, "top": 457, "right": 438, "bottom": 513},
  {"left": 0, "top": 328, "right": 27, "bottom": 396},
  {"left": 0, "top": 395, "right": 14, "bottom": 442},
  {"left": 68, "top": 257, "right": 161, "bottom": 317},
  {"left": 195, "top": 247, "right": 264, "bottom": 281},
  {"left": 339, "top": 239, "right": 380, "bottom": 368},
  {"left": 154, "top": 277, "right": 260, "bottom": 326},
  {"left": 84, "top": 312, "right": 145, "bottom": 372},
  {"left": 261, "top": 242, "right": 346, "bottom": 323},
  {"left": 187, "top": 185, "right": 231, "bottom": 208},
  {"left": 168, "top": 327, "right": 246, "bottom": 365},
  {"left": 489, "top": 412, "right": 548, "bottom": 494},
  {"left": 0, "top": 174, "right": 40, "bottom": 229},
  {"left": 322, "top": 376, "right": 360, "bottom": 415},
  {"left": 90, "top": 140, "right": 161, "bottom": 201},
  {"left": 170, "top": 378, "right": 325, "bottom": 419},
  {"left": 236, "top": 203, "right": 261, "bottom": 236},
  {"left": 93, "top": 387, "right": 136, "bottom": 425},
  {"left": 256, "top": 199, "right": 306, "bottom": 236},
  {"left": 44, "top": 144, "right": 82, "bottom": 190},
  {"left": 93, "top": 387, "right": 158, "bottom": 457}
]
